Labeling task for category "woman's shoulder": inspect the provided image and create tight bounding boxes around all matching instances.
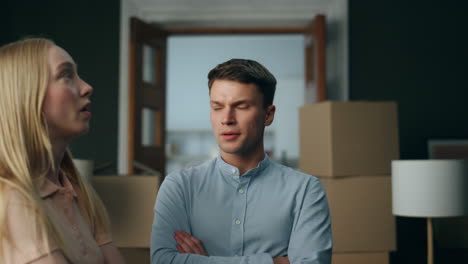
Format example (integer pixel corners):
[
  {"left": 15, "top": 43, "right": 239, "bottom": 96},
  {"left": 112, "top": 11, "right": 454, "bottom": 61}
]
[
  {"left": 2, "top": 185, "right": 32, "bottom": 208},
  {"left": 2, "top": 185, "right": 42, "bottom": 229},
  {"left": 1, "top": 186, "right": 58, "bottom": 264}
]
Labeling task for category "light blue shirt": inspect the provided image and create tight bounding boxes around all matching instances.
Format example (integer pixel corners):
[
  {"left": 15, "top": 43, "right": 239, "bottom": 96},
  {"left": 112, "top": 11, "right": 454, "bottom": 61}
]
[{"left": 151, "top": 155, "right": 332, "bottom": 264}]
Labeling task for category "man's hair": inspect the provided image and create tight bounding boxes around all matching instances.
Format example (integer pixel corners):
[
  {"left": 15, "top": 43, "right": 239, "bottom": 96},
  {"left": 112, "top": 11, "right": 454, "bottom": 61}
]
[{"left": 207, "top": 59, "right": 277, "bottom": 108}]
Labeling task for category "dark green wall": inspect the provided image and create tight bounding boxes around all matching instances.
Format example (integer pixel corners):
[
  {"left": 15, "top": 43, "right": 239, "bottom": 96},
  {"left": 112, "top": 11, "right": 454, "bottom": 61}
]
[
  {"left": 350, "top": 1, "right": 468, "bottom": 263},
  {"left": 1, "top": 0, "right": 120, "bottom": 174},
  {"left": 350, "top": 1, "right": 467, "bottom": 158}
]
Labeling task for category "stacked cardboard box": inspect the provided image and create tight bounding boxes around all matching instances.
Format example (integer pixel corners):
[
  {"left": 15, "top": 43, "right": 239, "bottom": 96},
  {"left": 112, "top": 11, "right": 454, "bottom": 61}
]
[
  {"left": 92, "top": 175, "right": 161, "bottom": 264},
  {"left": 332, "top": 252, "right": 389, "bottom": 264},
  {"left": 299, "top": 101, "right": 399, "bottom": 263},
  {"left": 435, "top": 217, "right": 468, "bottom": 248}
]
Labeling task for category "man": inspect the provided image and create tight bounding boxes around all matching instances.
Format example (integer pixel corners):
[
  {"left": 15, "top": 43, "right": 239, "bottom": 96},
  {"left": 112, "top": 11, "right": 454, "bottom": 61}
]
[{"left": 151, "top": 59, "right": 332, "bottom": 264}]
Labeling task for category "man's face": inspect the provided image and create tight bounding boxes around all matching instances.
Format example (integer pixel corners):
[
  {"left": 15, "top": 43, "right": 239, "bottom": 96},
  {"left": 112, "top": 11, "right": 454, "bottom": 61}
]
[{"left": 210, "top": 80, "right": 275, "bottom": 157}]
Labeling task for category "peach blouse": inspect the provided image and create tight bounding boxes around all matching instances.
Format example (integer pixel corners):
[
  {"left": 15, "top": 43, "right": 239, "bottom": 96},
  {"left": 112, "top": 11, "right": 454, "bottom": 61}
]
[{"left": 2, "top": 173, "right": 111, "bottom": 263}]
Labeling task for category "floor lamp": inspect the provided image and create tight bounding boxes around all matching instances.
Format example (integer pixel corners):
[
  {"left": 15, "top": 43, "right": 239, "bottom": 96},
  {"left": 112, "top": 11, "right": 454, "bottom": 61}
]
[{"left": 392, "top": 160, "right": 468, "bottom": 264}]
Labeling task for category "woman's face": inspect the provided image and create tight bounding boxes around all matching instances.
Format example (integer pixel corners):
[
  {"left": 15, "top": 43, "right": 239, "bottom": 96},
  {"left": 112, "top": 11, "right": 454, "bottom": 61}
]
[{"left": 42, "top": 45, "right": 93, "bottom": 144}]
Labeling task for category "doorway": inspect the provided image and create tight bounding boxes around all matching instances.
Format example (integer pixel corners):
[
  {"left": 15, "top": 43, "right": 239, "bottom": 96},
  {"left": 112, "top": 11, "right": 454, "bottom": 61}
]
[
  {"left": 123, "top": 17, "right": 326, "bottom": 176},
  {"left": 166, "top": 34, "right": 306, "bottom": 173}
]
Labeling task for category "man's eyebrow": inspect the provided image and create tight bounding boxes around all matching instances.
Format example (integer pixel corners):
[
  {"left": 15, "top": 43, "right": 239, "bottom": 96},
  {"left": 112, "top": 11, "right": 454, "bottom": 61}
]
[
  {"left": 210, "top": 99, "right": 251, "bottom": 106},
  {"left": 232, "top": 100, "right": 250, "bottom": 105},
  {"left": 229, "top": 100, "right": 251, "bottom": 107}
]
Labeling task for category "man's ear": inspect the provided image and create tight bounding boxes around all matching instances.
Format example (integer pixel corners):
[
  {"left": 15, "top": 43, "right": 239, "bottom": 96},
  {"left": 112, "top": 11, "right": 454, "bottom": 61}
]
[{"left": 264, "top": 105, "right": 276, "bottom": 126}]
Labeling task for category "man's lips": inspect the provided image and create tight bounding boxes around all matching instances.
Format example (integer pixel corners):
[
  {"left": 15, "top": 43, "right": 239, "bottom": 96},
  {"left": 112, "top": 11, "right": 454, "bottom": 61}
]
[{"left": 221, "top": 132, "right": 240, "bottom": 140}]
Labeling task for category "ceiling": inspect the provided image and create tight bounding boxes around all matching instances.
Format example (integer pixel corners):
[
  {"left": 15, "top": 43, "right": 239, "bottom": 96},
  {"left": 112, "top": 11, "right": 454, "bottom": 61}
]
[{"left": 129, "top": 0, "right": 332, "bottom": 24}]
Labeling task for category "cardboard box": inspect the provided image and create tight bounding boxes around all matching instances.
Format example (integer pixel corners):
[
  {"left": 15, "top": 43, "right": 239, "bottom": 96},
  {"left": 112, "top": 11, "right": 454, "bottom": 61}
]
[
  {"left": 118, "top": 248, "right": 150, "bottom": 264},
  {"left": 92, "top": 175, "right": 161, "bottom": 248},
  {"left": 435, "top": 216, "right": 468, "bottom": 249},
  {"left": 332, "top": 252, "right": 389, "bottom": 264},
  {"left": 299, "top": 101, "right": 399, "bottom": 177},
  {"left": 321, "top": 175, "right": 396, "bottom": 252}
]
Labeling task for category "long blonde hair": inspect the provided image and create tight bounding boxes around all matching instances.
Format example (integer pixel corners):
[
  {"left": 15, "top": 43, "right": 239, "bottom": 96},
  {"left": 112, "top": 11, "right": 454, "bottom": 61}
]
[{"left": 0, "top": 38, "right": 110, "bottom": 261}]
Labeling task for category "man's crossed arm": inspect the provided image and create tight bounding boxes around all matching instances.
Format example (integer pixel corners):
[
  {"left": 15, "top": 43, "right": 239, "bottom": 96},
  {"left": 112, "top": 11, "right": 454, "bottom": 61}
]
[
  {"left": 150, "top": 174, "right": 332, "bottom": 264},
  {"left": 174, "top": 231, "right": 290, "bottom": 264}
]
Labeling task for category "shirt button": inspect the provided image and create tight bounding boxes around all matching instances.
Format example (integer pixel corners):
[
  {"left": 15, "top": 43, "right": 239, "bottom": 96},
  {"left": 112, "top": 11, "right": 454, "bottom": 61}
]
[
  {"left": 235, "top": 219, "right": 241, "bottom": 225},
  {"left": 238, "top": 189, "right": 244, "bottom": 194},
  {"left": 232, "top": 168, "right": 236, "bottom": 174}
]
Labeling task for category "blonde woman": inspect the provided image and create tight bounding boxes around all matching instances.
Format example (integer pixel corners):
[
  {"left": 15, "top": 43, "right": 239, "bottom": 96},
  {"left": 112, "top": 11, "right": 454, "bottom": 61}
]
[{"left": 0, "top": 38, "right": 125, "bottom": 264}]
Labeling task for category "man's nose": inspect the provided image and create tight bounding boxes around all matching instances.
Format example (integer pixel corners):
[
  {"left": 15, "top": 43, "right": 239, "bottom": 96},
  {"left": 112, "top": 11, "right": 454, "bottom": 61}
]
[{"left": 221, "top": 108, "right": 235, "bottom": 125}]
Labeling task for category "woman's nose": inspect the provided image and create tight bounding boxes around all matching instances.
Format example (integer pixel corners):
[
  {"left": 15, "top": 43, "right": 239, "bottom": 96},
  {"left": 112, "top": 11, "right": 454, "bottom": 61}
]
[{"left": 80, "top": 78, "right": 93, "bottom": 97}]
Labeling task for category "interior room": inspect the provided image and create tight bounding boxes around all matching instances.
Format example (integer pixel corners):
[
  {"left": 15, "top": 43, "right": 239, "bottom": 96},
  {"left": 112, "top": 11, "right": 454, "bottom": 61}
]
[
  {"left": 1, "top": 0, "right": 467, "bottom": 263},
  {"left": 165, "top": 34, "right": 305, "bottom": 173}
]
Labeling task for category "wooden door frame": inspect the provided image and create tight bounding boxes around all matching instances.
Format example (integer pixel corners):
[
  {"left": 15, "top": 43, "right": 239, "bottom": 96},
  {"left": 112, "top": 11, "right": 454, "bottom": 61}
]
[
  {"left": 166, "top": 26, "right": 308, "bottom": 35},
  {"left": 128, "top": 17, "right": 167, "bottom": 176},
  {"left": 128, "top": 16, "right": 326, "bottom": 175},
  {"left": 163, "top": 15, "right": 326, "bottom": 101}
]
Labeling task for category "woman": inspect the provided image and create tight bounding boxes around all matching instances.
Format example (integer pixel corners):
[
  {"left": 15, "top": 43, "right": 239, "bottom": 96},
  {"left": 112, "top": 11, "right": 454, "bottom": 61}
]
[{"left": 0, "top": 38, "right": 125, "bottom": 263}]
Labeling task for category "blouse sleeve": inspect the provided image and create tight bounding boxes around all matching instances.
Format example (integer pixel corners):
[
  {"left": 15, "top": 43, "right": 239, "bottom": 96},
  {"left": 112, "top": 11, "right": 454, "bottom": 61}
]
[
  {"left": 94, "top": 228, "right": 112, "bottom": 247},
  {"left": 2, "top": 190, "right": 59, "bottom": 264}
]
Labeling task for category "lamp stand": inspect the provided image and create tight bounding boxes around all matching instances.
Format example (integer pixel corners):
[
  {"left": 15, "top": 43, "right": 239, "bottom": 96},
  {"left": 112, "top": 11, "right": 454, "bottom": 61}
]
[{"left": 427, "top": 217, "right": 433, "bottom": 264}]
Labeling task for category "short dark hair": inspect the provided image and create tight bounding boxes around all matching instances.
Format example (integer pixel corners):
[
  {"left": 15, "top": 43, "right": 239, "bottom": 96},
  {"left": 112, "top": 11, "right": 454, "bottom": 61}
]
[{"left": 208, "top": 59, "right": 277, "bottom": 108}]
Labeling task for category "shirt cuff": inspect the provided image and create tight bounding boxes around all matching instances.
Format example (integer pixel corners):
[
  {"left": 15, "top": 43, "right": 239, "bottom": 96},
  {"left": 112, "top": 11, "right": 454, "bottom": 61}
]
[{"left": 95, "top": 232, "right": 113, "bottom": 246}]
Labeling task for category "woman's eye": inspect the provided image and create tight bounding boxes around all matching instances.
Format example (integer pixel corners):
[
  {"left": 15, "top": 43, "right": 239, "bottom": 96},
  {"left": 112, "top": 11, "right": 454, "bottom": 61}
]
[{"left": 60, "top": 70, "right": 74, "bottom": 80}]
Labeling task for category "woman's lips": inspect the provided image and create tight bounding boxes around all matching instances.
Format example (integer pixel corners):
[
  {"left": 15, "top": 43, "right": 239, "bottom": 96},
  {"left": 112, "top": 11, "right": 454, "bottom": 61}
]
[
  {"left": 81, "top": 111, "right": 92, "bottom": 118},
  {"left": 80, "top": 102, "right": 92, "bottom": 118}
]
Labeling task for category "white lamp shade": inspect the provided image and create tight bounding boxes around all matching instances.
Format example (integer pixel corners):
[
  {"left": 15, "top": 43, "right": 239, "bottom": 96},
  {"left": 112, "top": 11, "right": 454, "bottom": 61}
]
[{"left": 392, "top": 160, "right": 468, "bottom": 217}]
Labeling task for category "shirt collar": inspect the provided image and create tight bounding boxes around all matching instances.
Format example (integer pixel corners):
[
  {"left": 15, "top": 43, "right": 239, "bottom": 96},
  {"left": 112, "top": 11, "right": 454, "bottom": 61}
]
[
  {"left": 38, "top": 171, "right": 78, "bottom": 198},
  {"left": 216, "top": 153, "right": 271, "bottom": 179}
]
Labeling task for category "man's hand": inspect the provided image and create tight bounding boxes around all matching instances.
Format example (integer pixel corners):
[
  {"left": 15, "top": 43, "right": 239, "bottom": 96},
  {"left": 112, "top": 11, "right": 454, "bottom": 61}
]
[
  {"left": 174, "top": 231, "right": 207, "bottom": 256},
  {"left": 273, "top": 257, "right": 290, "bottom": 264}
]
